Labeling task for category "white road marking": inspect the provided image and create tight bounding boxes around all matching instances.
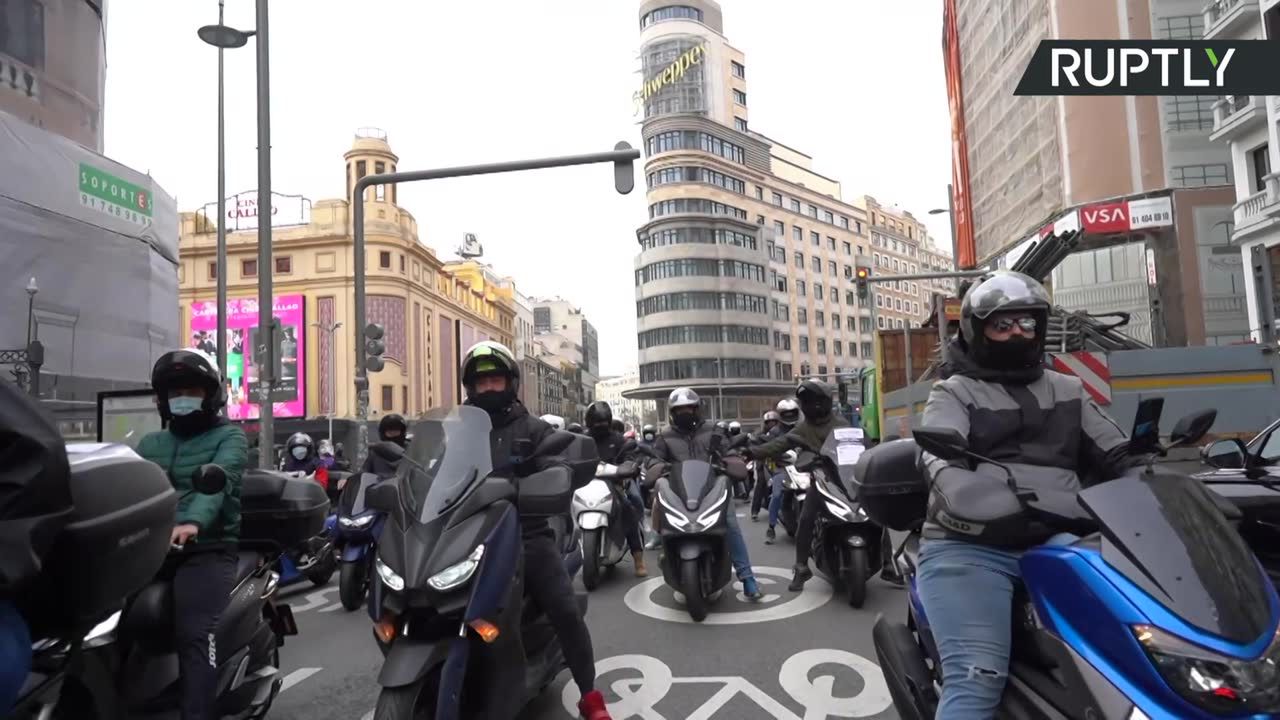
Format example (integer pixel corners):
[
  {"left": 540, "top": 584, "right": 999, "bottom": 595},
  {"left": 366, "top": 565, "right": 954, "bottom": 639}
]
[{"left": 280, "top": 667, "right": 323, "bottom": 692}]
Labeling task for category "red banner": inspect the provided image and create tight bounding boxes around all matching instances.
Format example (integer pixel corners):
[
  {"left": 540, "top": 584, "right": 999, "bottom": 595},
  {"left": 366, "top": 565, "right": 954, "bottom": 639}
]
[
  {"left": 1080, "top": 201, "right": 1129, "bottom": 234},
  {"left": 943, "top": 0, "right": 977, "bottom": 269}
]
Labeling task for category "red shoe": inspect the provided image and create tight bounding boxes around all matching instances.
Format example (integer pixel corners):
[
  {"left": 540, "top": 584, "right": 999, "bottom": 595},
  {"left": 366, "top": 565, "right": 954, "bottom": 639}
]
[{"left": 577, "top": 689, "right": 613, "bottom": 720}]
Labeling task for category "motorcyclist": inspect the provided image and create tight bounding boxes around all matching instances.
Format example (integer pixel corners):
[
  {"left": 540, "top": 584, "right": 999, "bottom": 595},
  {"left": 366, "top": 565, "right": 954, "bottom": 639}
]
[
  {"left": 135, "top": 349, "right": 246, "bottom": 720},
  {"left": 649, "top": 387, "right": 763, "bottom": 600},
  {"left": 1, "top": 379, "right": 74, "bottom": 716},
  {"left": 584, "top": 401, "right": 647, "bottom": 577},
  {"left": 640, "top": 424, "right": 657, "bottom": 444},
  {"left": 282, "top": 432, "right": 322, "bottom": 473},
  {"left": 757, "top": 399, "right": 801, "bottom": 534},
  {"left": 611, "top": 418, "right": 626, "bottom": 434},
  {"left": 460, "top": 341, "right": 613, "bottom": 720},
  {"left": 728, "top": 420, "right": 742, "bottom": 437},
  {"left": 358, "top": 413, "right": 409, "bottom": 480},
  {"left": 566, "top": 422, "right": 585, "bottom": 435},
  {"left": 749, "top": 380, "right": 861, "bottom": 591},
  {"left": 916, "top": 271, "right": 1135, "bottom": 718},
  {"left": 541, "top": 414, "right": 566, "bottom": 430},
  {"left": 748, "top": 410, "right": 783, "bottom": 521}
]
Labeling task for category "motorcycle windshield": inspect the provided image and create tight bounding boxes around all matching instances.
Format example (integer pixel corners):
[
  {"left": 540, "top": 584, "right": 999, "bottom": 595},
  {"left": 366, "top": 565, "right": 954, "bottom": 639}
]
[
  {"left": 672, "top": 459, "right": 714, "bottom": 503},
  {"left": 821, "top": 429, "right": 863, "bottom": 494},
  {"left": 402, "top": 406, "right": 494, "bottom": 523},
  {"left": 1080, "top": 472, "right": 1274, "bottom": 644},
  {"left": 341, "top": 473, "right": 381, "bottom": 516}
]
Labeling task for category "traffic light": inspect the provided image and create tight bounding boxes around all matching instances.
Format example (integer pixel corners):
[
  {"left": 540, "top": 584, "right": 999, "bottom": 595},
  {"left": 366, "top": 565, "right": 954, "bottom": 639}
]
[
  {"left": 855, "top": 264, "right": 871, "bottom": 301},
  {"left": 364, "top": 322, "right": 386, "bottom": 372}
]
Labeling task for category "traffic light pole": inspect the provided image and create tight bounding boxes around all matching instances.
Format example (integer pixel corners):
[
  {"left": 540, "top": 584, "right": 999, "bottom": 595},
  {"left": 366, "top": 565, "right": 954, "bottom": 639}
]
[{"left": 349, "top": 143, "right": 639, "bottom": 468}]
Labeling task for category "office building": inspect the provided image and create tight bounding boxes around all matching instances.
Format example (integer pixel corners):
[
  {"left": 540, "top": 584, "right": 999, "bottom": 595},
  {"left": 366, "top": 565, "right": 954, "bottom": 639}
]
[
  {"left": 627, "top": 0, "right": 952, "bottom": 422},
  {"left": 533, "top": 296, "right": 600, "bottom": 418},
  {"left": 177, "top": 130, "right": 514, "bottom": 420},
  {"left": 596, "top": 370, "right": 659, "bottom": 429}
]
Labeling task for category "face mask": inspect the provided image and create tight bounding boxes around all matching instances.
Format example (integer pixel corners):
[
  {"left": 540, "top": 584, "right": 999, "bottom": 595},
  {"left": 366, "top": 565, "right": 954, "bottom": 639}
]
[
  {"left": 980, "top": 336, "right": 1040, "bottom": 371},
  {"left": 672, "top": 412, "right": 698, "bottom": 431},
  {"left": 291, "top": 446, "right": 308, "bottom": 460},
  {"left": 168, "top": 396, "right": 203, "bottom": 417},
  {"left": 471, "top": 390, "right": 509, "bottom": 414},
  {"left": 589, "top": 423, "right": 610, "bottom": 437},
  {"left": 643, "top": 433, "right": 655, "bottom": 442}
]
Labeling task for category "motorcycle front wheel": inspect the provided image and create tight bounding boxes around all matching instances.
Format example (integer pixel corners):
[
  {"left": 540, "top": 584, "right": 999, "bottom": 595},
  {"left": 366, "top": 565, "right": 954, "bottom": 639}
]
[
  {"left": 581, "top": 529, "right": 602, "bottom": 590},
  {"left": 681, "top": 557, "right": 708, "bottom": 622},
  {"left": 373, "top": 667, "right": 442, "bottom": 720},
  {"left": 844, "top": 547, "right": 869, "bottom": 608},
  {"left": 339, "top": 559, "right": 367, "bottom": 611}
]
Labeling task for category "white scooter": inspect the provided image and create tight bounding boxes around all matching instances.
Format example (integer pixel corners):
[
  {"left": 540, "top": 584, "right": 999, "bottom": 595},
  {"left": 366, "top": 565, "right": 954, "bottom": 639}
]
[
  {"left": 778, "top": 450, "right": 810, "bottom": 538},
  {"left": 571, "top": 461, "right": 639, "bottom": 590}
]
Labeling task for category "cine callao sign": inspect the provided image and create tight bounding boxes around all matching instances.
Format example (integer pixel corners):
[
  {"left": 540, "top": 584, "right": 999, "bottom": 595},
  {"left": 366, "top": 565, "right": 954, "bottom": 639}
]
[{"left": 633, "top": 42, "right": 708, "bottom": 116}]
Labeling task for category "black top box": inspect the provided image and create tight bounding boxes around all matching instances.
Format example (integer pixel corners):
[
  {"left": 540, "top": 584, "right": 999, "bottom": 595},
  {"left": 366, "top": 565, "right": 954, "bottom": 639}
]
[{"left": 241, "top": 469, "right": 330, "bottom": 549}]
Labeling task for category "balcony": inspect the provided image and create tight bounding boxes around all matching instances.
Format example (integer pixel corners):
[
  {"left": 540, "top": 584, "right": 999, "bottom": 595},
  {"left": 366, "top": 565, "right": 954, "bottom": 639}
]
[
  {"left": 1231, "top": 173, "right": 1280, "bottom": 238},
  {"left": 0, "top": 55, "right": 40, "bottom": 101},
  {"left": 1204, "top": 0, "right": 1260, "bottom": 39},
  {"left": 1210, "top": 95, "right": 1266, "bottom": 142}
]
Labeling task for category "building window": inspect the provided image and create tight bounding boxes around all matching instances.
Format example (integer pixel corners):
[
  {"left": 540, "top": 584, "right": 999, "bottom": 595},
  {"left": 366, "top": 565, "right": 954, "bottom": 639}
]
[
  {"left": 815, "top": 310, "right": 825, "bottom": 326},
  {"left": 274, "top": 256, "right": 292, "bottom": 274},
  {"left": 381, "top": 385, "right": 393, "bottom": 411},
  {"left": 1163, "top": 96, "right": 1216, "bottom": 131},
  {"left": 639, "top": 227, "right": 759, "bottom": 251},
  {"left": 793, "top": 226, "right": 803, "bottom": 242},
  {"left": 772, "top": 192, "right": 783, "bottom": 206},
  {"left": 208, "top": 262, "right": 218, "bottom": 280},
  {"left": 799, "top": 335, "right": 810, "bottom": 352},
  {"left": 733, "top": 89, "right": 747, "bottom": 105},
  {"left": 731, "top": 61, "right": 745, "bottom": 78},
  {"left": 814, "top": 282, "right": 824, "bottom": 300},
  {"left": 811, "top": 256, "right": 821, "bottom": 272},
  {"left": 793, "top": 251, "right": 804, "bottom": 269},
  {"left": 402, "top": 386, "right": 408, "bottom": 412},
  {"left": 0, "top": 0, "right": 44, "bottom": 68},
  {"left": 807, "top": 204, "right": 819, "bottom": 218},
  {"left": 646, "top": 130, "right": 746, "bottom": 164},
  {"left": 635, "top": 258, "right": 767, "bottom": 284},
  {"left": 790, "top": 199, "right": 801, "bottom": 213},
  {"left": 1156, "top": 14, "right": 1203, "bottom": 40},
  {"left": 811, "top": 231, "right": 820, "bottom": 246},
  {"left": 648, "top": 198, "right": 748, "bottom": 220},
  {"left": 828, "top": 260, "right": 837, "bottom": 276},
  {"left": 796, "top": 280, "right": 806, "bottom": 297},
  {"left": 638, "top": 325, "right": 771, "bottom": 348},
  {"left": 755, "top": 185, "right": 764, "bottom": 200},
  {"left": 640, "top": 5, "right": 703, "bottom": 28},
  {"left": 735, "top": 117, "right": 748, "bottom": 132},
  {"left": 1252, "top": 145, "right": 1272, "bottom": 193},
  {"left": 400, "top": 254, "right": 406, "bottom": 272},
  {"left": 834, "top": 341, "right": 843, "bottom": 356},
  {"left": 379, "top": 251, "right": 392, "bottom": 269},
  {"left": 640, "top": 358, "right": 770, "bottom": 383},
  {"left": 241, "top": 259, "right": 257, "bottom": 277},
  {"left": 830, "top": 286, "right": 839, "bottom": 303},
  {"left": 374, "top": 162, "right": 386, "bottom": 200},
  {"left": 839, "top": 216, "right": 850, "bottom": 230}
]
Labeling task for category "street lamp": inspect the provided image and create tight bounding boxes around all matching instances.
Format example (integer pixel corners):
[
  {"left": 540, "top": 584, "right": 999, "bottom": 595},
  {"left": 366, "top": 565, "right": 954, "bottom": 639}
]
[
  {"left": 312, "top": 320, "right": 342, "bottom": 441},
  {"left": 25, "top": 276, "right": 37, "bottom": 345},
  {"left": 198, "top": 2, "right": 256, "bottom": 379},
  {"left": 201, "top": 0, "right": 276, "bottom": 468}
]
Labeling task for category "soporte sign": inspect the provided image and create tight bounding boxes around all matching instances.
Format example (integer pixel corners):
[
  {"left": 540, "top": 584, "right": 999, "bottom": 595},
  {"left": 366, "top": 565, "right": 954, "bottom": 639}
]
[{"left": 200, "top": 190, "right": 312, "bottom": 232}]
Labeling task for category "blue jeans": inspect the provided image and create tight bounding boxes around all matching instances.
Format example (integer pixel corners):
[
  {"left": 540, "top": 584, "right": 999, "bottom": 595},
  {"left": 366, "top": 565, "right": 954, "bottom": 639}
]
[
  {"left": 767, "top": 471, "right": 787, "bottom": 528},
  {"left": 916, "top": 534, "right": 1077, "bottom": 719},
  {"left": 0, "top": 600, "right": 32, "bottom": 715},
  {"left": 724, "top": 506, "right": 755, "bottom": 582}
]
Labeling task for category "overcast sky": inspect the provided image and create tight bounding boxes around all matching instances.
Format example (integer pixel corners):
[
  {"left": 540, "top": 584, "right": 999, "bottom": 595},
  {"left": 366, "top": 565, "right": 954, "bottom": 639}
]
[{"left": 104, "top": 0, "right": 953, "bottom": 377}]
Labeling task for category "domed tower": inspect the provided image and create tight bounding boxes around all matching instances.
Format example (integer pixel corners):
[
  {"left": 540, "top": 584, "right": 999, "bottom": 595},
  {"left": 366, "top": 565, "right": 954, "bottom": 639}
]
[{"left": 343, "top": 127, "right": 399, "bottom": 210}]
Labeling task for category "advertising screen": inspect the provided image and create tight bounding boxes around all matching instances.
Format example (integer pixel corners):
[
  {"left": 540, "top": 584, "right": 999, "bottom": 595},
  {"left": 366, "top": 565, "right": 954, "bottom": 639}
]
[
  {"left": 189, "top": 295, "right": 306, "bottom": 420},
  {"left": 98, "top": 389, "right": 161, "bottom": 448}
]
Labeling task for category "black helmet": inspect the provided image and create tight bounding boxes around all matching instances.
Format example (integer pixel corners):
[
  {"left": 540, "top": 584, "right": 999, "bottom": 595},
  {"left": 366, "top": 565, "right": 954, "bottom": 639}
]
[
  {"left": 775, "top": 398, "right": 800, "bottom": 425},
  {"left": 611, "top": 418, "right": 625, "bottom": 433},
  {"left": 379, "top": 413, "right": 408, "bottom": 445},
  {"left": 286, "top": 432, "right": 314, "bottom": 460},
  {"left": 461, "top": 341, "right": 520, "bottom": 414},
  {"left": 796, "top": 378, "right": 834, "bottom": 421},
  {"left": 641, "top": 423, "right": 656, "bottom": 440},
  {"left": 585, "top": 401, "right": 613, "bottom": 427},
  {"left": 151, "top": 348, "right": 226, "bottom": 419},
  {"left": 960, "top": 271, "right": 1052, "bottom": 371}
]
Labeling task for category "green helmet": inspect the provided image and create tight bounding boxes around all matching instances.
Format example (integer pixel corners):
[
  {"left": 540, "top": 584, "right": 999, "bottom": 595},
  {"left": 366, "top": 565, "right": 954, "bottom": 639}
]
[{"left": 461, "top": 341, "right": 521, "bottom": 410}]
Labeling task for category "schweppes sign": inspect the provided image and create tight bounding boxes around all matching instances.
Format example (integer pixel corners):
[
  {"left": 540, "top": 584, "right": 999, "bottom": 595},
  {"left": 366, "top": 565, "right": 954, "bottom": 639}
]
[{"left": 633, "top": 42, "right": 708, "bottom": 116}]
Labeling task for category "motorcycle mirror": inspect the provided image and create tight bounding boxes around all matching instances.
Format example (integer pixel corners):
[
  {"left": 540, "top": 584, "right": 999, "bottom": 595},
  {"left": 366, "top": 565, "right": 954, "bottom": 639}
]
[
  {"left": 191, "top": 464, "right": 227, "bottom": 495},
  {"left": 912, "top": 426, "right": 969, "bottom": 461},
  {"left": 1169, "top": 409, "right": 1217, "bottom": 448}
]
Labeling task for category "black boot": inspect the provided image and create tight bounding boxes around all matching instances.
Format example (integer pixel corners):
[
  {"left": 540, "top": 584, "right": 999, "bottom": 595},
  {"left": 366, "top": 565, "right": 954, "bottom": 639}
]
[{"left": 788, "top": 563, "right": 812, "bottom": 592}]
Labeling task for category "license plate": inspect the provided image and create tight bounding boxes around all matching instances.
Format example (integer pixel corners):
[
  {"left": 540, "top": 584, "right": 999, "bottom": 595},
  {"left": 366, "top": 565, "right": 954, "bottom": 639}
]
[{"left": 269, "top": 603, "right": 299, "bottom": 637}]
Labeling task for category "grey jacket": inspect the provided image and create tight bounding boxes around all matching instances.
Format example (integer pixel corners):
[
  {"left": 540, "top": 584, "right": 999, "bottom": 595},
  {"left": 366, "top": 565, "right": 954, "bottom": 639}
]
[{"left": 920, "top": 340, "right": 1133, "bottom": 542}]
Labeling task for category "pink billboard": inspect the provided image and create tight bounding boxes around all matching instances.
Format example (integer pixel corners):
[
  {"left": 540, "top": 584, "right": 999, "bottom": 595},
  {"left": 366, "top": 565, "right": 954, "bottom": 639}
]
[{"left": 189, "top": 295, "right": 307, "bottom": 420}]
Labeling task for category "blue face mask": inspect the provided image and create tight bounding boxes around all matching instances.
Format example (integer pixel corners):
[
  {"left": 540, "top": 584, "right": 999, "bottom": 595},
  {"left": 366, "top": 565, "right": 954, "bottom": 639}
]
[{"left": 168, "top": 396, "right": 203, "bottom": 417}]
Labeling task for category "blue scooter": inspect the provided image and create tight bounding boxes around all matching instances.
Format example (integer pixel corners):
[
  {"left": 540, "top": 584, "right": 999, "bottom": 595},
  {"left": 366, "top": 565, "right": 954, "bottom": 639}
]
[
  {"left": 270, "top": 470, "right": 339, "bottom": 590},
  {"left": 870, "top": 407, "right": 1280, "bottom": 720},
  {"left": 335, "top": 473, "right": 388, "bottom": 611}
]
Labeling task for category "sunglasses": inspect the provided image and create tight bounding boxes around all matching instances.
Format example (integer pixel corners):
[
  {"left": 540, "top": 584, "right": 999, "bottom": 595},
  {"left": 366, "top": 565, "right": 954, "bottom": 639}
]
[{"left": 990, "top": 316, "right": 1038, "bottom": 333}]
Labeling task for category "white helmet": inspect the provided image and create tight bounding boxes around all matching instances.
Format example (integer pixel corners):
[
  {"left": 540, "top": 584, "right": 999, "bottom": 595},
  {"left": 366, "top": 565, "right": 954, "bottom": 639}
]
[
  {"left": 776, "top": 398, "right": 801, "bottom": 424},
  {"left": 540, "top": 413, "right": 565, "bottom": 430},
  {"left": 667, "top": 387, "right": 700, "bottom": 410},
  {"left": 728, "top": 420, "right": 742, "bottom": 435}
]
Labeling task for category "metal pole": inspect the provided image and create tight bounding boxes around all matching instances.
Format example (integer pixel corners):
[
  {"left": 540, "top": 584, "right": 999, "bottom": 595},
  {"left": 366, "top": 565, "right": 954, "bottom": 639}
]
[
  {"left": 25, "top": 292, "right": 34, "bottom": 346},
  {"left": 946, "top": 183, "right": 959, "bottom": 264},
  {"left": 903, "top": 322, "right": 914, "bottom": 386},
  {"left": 254, "top": 0, "right": 274, "bottom": 468},
  {"left": 328, "top": 323, "right": 337, "bottom": 441},
  {"left": 349, "top": 146, "right": 639, "bottom": 467},
  {"left": 215, "top": 0, "right": 228, "bottom": 377},
  {"left": 716, "top": 359, "right": 724, "bottom": 420}
]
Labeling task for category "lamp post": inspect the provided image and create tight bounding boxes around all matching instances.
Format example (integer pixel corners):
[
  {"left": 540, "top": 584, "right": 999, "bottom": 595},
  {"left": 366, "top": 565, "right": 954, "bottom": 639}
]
[
  {"left": 199, "top": 0, "right": 275, "bottom": 468},
  {"left": 25, "top": 276, "right": 37, "bottom": 345},
  {"left": 312, "top": 320, "right": 342, "bottom": 441},
  {"left": 928, "top": 183, "right": 958, "bottom": 261},
  {"left": 198, "top": 2, "right": 254, "bottom": 379}
]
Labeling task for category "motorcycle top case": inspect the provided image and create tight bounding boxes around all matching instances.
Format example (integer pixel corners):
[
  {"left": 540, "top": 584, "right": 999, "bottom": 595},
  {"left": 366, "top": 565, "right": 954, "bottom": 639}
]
[
  {"left": 853, "top": 438, "right": 929, "bottom": 532},
  {"left": 25, "top": 443, "right": 178, "bottom": 636},
  {"left": 240, "top": 468, "right": 330, "bottom": 548}
]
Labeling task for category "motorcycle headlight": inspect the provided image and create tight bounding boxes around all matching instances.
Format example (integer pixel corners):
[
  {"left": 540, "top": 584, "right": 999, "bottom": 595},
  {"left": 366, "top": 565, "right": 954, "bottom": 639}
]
[
  {"left": 825, "top": 501, "right": 853, "bottom": 520},
  {"left": 340, "top": 514, "right": 375, "bottom": 528},
  {"left": 427, "top": 545, "right": 486, "bottom": 592},
  {"left": 1134, "top": 624, "right": 1280, "bottom": 714},
  {"left": 793, "top": 472, "right": 811, "bottom": 490},
  {"left": 694, "top": 490, "right": 729, "bottom": 531},
  {"left": 375, "top": 556, "right": 405, "bottom": 592},
  {"left": 657, "top": 493, "right": 690, "bottom": 531}
]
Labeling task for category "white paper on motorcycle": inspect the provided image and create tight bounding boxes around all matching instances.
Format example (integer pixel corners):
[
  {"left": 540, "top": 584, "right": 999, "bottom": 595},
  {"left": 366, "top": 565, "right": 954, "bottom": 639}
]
[{"left": 403, "top": 406, "right": 495, "bottom": 522}]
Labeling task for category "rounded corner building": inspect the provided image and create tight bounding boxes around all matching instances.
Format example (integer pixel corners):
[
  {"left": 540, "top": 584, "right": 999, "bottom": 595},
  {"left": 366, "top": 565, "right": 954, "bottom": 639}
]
[{"left": 628, "top": 0, "right": 917, "bottom": 426}]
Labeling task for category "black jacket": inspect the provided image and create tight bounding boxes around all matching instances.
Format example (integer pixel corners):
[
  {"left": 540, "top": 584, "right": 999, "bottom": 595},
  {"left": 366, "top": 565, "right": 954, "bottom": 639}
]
[
  {"left": 468, "top": 399, "right": 564, "bottom": 538},
  {"left": 651, "top": 421, "right": 721, "bottom": 464},
  {"left": 590, "top": 430, "right": 634, "bottom": 465},
  {"left": 359, "top": 441, "right": 405, "bottom": 478}
]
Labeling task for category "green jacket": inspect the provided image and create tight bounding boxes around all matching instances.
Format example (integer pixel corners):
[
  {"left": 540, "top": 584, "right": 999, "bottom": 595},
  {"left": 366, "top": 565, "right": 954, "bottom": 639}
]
[
  {"left": 748, "top": 414, "right": 850, "bottom": 460},
  {"left": 136, "top": 420, "right": 247, "bottom": 546}
]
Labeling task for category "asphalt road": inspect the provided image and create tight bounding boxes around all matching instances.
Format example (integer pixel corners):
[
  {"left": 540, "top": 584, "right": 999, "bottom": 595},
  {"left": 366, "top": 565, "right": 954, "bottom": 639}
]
[{"left": 267, "top": 501, "right": 902, "bottom": 720}]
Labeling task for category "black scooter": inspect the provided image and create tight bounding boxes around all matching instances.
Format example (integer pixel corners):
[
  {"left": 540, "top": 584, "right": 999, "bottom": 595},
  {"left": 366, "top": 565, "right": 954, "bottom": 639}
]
[
  {"left": 365, "top": 406, "right": 595, "bottom": 720},
  {"left": 651, "top": 455, "right": 734, "bottom": 622}
]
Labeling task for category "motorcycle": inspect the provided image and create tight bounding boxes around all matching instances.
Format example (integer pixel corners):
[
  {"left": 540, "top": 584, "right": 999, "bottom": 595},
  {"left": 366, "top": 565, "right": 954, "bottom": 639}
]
[
  {"left": 30, "top": 461, "right": 322, "bottom": 720},
  {"left": 267, "top": 469, "right": 339, "bottom": 589},
  {"left": 571, "top": 461, "right": 640, "bottom": 590},
  {"left": 870, "top": 408, "right": 1280, "bottom": 719},
  {"left": 651, "top": 456, "right": 734, "bottom": 622},
  {"left": 364, "top": 406, "right": 596, "bottom": 720},
  {"left": 335, "top": 471, "right": 390, "bottom": 612},
  {"left": 794, "top": 430, "right": 882, "bottom": 608},
  {"left": 777, "top": 450, "right": 807, "bottom": 538}
]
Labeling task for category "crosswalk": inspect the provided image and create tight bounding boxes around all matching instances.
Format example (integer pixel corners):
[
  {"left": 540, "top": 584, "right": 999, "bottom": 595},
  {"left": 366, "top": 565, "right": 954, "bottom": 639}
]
[{"left": 277, "top": 666, "right": 376, "bottom": 719}]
